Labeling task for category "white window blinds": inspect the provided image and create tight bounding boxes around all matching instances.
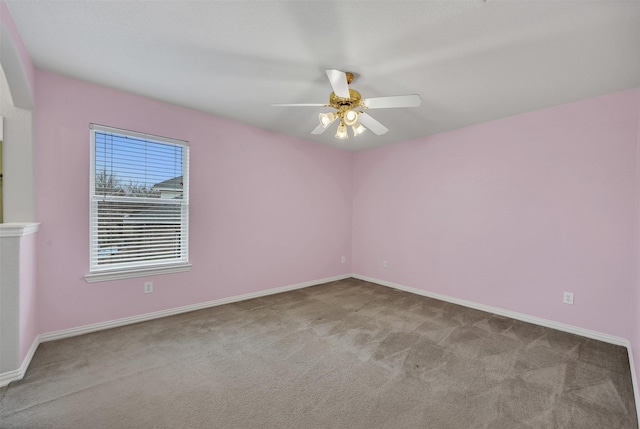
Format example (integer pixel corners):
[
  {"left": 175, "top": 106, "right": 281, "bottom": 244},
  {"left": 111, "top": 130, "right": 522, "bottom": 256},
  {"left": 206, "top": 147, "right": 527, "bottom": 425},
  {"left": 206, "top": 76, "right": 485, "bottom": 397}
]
[{"left": 90, "top": 124, "right": 189, "bottom": 273}]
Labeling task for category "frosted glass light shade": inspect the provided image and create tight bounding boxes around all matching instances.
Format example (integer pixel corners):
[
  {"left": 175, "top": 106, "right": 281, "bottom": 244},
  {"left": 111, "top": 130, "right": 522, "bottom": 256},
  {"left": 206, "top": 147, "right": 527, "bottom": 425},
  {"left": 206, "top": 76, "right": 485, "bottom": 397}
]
[
  {"left": 352, "top": 122, "right": 366, "bottom": 136},
  {"left": 343, "top": 110, "right": 358, "bottom": 126},
  {"left": 335, "top": 122, "right": 348, "bottom": 139},
  {"left": 319, "top": 112, "right": 338, "bottom": 128}
]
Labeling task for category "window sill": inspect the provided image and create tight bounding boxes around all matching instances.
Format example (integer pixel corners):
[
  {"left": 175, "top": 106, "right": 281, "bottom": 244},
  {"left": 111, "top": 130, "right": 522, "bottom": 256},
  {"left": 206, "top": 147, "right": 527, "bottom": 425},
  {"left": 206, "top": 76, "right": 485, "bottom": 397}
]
[{"left": 85, "top": 263, "right": 192, "bottom": 283}]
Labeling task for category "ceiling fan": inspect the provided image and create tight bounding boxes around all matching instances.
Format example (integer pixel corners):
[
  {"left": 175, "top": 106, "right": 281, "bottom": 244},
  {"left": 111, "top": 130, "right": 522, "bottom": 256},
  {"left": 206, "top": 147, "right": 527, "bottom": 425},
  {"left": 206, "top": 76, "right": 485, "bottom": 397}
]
[{"left": 273, "top": 69, "right": 422, "bottom": 140}]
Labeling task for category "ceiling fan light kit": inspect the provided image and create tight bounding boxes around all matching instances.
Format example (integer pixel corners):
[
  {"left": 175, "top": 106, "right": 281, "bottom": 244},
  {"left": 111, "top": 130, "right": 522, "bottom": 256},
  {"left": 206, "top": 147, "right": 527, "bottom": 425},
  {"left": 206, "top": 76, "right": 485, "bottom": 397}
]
[
  {"left": 343, "top": 110, "right": 359, "bottom": 126},
  {"left": 273, "top": 69, "right": 422, "bottom": 141},
  {"left": 319, "top": 112, "right": 338, "bottom": 128},
  {"left": 352, "top": 122, "right": 366, "bottom": 136},
  {"left": 335, "top": 122, "right": 349, "bottom": 139}
]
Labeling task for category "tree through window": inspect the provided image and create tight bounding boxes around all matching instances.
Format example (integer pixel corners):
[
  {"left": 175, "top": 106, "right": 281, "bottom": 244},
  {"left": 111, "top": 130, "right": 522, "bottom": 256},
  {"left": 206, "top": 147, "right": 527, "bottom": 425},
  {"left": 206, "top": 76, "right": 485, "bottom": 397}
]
[{"left": 89, "top": 124, "right": 189, "bottom": 274}]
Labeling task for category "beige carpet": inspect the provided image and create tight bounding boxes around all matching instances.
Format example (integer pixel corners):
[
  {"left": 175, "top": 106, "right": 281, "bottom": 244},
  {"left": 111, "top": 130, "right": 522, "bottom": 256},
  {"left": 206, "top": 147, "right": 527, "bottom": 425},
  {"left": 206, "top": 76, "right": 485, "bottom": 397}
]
[{"left": 1, "top": 278, "right": 637, "bottom": 428}]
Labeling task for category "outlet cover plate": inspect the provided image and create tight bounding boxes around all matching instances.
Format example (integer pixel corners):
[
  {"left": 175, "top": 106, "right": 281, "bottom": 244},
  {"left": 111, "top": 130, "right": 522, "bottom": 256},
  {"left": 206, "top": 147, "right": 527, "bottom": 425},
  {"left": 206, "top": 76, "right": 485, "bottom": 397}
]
[{"left": 563, "top": 292, "right": 574, "bottom": 305}]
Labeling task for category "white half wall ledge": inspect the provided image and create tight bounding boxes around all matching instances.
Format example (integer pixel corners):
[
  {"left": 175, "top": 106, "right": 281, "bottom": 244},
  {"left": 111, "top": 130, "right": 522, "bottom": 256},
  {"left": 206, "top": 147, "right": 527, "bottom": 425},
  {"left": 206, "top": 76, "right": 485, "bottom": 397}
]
[
  {"left": 0, "top": 222, "right": 39, "bottom": 237},
  {"left": 0, "top": 221, "right": 38, "bottom": 377}
]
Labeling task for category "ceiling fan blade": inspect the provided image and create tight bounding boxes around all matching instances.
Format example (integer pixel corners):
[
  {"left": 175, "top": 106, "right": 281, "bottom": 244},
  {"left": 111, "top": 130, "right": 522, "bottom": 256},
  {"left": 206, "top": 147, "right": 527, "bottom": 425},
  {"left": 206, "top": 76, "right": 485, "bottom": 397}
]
[
  {"left": 358, "top": 112, "right": 389, "bottom": 135},
  {"left": 311, "top": 124, "right": 329, "bottom": 135},
  {"left": 362, "top": 94, "right": 422, "bottom": 109},
  {"left": 272, "top": 103, "right": 326, "bottom": 107},
  {"left": 325, "top": 69, "right": 351, "bottom": 99}
]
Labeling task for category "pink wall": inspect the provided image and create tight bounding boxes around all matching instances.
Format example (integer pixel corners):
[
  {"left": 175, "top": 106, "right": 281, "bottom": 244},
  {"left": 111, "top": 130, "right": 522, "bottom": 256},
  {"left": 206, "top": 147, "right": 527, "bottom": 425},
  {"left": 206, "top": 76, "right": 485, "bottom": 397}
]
[
  {"left": 353, "top": 89, "right": 640, "bottom": 342},
  {"left": 34, "top": 70, "right": 353, "bottom": 333},
  {"left": 19, "top": 231, "right": 37, "bottom": 361},
  {"left": 6, "top": 0, "right": 640, "bottom": 396}
]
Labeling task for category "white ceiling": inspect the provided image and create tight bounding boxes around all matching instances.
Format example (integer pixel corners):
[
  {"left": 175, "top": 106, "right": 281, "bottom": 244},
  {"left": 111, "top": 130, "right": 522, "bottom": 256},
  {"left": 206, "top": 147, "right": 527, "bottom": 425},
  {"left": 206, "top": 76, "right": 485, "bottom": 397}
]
[{"left": 5, "top": 1, "right": 640, "bottom": 151}]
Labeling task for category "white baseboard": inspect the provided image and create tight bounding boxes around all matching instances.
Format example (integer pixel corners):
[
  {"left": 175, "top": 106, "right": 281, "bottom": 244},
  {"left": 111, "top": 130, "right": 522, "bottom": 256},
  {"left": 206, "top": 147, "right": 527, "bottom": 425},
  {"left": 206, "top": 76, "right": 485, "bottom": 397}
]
[
  {"left": 353, "top": 274, "right": 628, "bottom": 345},
  {"left": 352, "top": 273, "right": 640, "bottom": 420},
  {"left": 0, "top": 273, "right": 350, "bottom": 387},
  {"left": 0, "top": 335, "right": 39, "bottom": 387},
  {"left": 627, "top": 345, "right": 640, "bottom": 420},
  {"left": 3, "top": 271, "right": 638, "bottom": 422},
  {"left": 39, "top": 274, "right": 350, "bottom": 343}
]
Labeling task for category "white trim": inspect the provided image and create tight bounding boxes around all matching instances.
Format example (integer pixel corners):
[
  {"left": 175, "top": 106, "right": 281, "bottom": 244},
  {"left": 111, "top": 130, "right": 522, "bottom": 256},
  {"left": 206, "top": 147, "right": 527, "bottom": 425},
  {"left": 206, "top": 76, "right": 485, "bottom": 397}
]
[
  {"left": 85, "top": 263, "right": 192, "bottom": 283},
  {"left": 43, "top": 274, "right": 350, "bottom": 342},
  {"left": 0, "top": 274, "right": 350, "bottom": 386},
  {"left": 0, "top": 335, "right": 39, "bottom": 387},
  {"left": 353, "top": 273, "right": 640, "bottom": 421},
  {"left": 0, "top": 222, "right": 39, "bottom": 237},
  {"left": 352, "top": 274, "right": 629, "bottom": 346},
  {"left": 90, "top": 123, "right": 188, "bottom": 146},
  {"left": 627, "top": 345, "right": 640, "bottom": 422},
  {"left": 4, "top": 272, "right": 638, "bottom": 421},
  {"left": 89, "top": 125, "right": 189, "bottom": 274}
]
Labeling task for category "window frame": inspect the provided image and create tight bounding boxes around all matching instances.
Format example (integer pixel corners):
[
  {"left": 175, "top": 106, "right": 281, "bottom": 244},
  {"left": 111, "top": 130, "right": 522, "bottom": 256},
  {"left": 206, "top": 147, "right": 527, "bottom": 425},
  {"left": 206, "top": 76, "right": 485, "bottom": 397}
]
[{"left": 85, "top": 124, "right": 191, "bottom": 283}]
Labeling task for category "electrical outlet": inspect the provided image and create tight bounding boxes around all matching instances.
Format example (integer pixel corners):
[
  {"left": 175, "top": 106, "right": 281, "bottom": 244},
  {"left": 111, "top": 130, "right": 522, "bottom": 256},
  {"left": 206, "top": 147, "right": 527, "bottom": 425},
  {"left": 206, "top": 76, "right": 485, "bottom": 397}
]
[
  {"left": 341, "top": 256, "right": 346, "bottom": 263},
  {"left": 144, "top": 281, "right": 153, "bottom": 294},
  {"left": 382, "top": 260, "right": 388, "bottom": 268},
  {"left": 563, "top": 292, "right": 574, "bottom": 305}
]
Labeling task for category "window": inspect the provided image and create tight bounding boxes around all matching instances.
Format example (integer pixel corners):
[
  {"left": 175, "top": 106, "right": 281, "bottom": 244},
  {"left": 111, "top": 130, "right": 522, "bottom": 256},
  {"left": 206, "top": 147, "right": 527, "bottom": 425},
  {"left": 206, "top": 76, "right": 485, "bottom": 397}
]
[{"left": 86, "top": 124, "right": 190, "bottom": 282}]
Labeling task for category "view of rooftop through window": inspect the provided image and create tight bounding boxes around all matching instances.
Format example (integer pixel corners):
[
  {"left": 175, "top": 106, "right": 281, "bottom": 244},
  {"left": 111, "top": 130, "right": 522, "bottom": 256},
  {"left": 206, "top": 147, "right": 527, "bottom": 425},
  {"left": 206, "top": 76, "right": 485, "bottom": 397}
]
[
  {"left": 90, "top": 127, "right": 189, "bottom": 272},
  {"left": 94, "top": 131, "right": 184, "bottom": 198}
]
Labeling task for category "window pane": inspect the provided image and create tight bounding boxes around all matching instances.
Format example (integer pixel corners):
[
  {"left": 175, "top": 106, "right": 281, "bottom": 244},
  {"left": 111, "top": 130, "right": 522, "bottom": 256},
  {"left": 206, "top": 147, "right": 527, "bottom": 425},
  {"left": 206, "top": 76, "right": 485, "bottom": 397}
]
[
  {"left": 94, "top": 131, "right": 184, "bottom": 199},
  {"left": 90, "top": 125, "right": 189, "bottom": 273},
  {"left": 94, "top": 200, "right": 184, "bottom": 266}
]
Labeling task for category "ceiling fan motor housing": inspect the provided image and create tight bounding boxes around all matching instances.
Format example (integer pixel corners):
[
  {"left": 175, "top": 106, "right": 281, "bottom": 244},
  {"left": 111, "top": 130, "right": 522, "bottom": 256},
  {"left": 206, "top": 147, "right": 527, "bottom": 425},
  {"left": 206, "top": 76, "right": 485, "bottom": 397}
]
[{"left": 329, "top": 89, "right": 363, "bottom": 111}]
